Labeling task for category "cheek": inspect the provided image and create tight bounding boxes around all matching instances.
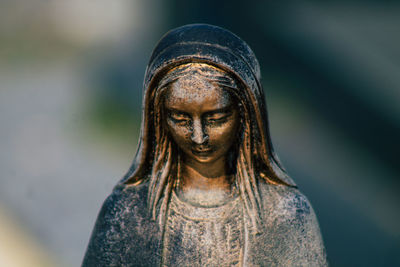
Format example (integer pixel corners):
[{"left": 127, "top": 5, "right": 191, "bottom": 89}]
[
  {"left": 166, "top": 123, "right": 191, "bottom": 145},
  {"left": 209, "top": 118, "right": 239, "bottom": 145}
]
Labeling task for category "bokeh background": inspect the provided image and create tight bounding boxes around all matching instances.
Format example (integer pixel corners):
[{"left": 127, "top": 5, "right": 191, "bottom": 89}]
[{"left": 1, "top": 0, "right": 399, "bottom": 266}]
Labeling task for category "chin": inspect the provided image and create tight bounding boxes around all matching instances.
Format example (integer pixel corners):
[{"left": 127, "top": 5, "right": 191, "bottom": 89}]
[
  {"left": 191, "top": 153, "right": 227, "bottom": 165},
  {"left": 192, "top": 155, "right": 214, "bottom": 163},
  {"left": 186, "top": 153, "right": 216, "bottom": 164}
]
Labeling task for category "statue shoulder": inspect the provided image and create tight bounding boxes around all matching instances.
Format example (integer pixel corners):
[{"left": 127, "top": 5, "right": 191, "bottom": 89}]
[
  {"left": 82, "top": 181, "right": 161, "bottom": 266},
  {"left": 88, "top": 181, "right": 149, "bottom": 227},
  {"left": 259, "top": 181, "right": 313, "bottom": 223},
  {"left": 258, "top": 181, "right": 328, "bottom": 266},
  {"left": 106, "top": 182, "right": 149, "bottom": 214}
]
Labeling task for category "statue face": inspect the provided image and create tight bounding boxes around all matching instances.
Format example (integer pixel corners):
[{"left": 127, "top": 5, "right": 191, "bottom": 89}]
[{"left": 164, "top": 74, "right": 239, "bottom": 165}]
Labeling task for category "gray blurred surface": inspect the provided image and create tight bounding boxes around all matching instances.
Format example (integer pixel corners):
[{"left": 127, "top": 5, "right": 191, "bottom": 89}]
[{"left": 0, "top": 61, "right": 130, "bottom": 266}]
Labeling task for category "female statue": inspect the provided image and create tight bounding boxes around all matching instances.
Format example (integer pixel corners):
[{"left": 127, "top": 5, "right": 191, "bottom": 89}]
[{"left": 83, "top": 24, "right": 327, "bottom": 266}]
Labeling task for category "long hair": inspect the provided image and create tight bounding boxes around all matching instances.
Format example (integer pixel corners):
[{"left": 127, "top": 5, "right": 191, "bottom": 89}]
[{"left": 147, "top": 63, "right": 268, "bottom": 231}]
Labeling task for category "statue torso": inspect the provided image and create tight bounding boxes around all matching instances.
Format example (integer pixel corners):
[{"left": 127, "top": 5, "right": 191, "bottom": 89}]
[
  {"left": 162, "top": 190, "right": 244, "bottom": 266},
  {"left": 83, "top": 181, "right": 327, "bottom": 267}
]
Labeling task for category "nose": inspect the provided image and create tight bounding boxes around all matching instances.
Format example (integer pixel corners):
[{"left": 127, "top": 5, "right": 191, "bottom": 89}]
[{"left": 191, "top": 119, "right": 209, "bottom": 144}]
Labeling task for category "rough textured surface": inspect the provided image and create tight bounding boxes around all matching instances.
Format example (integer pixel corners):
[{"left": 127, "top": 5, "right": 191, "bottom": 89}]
[
  {"left": 83, "top": 181, "right": 327, "bottom": 266},
  {"left": 83, "top": 183, "right": 162, "bottom": 267},
  {"left": 83, "top": 24, "right": 328, "bottom": 266},
  {"left": 162, "top": 191, "right": 243, "bottom": 266}
]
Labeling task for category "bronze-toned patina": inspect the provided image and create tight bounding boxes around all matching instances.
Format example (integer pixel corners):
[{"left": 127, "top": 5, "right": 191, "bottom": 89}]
[{"left": 83, "top": 24, "right": 327, "bottom": 266}]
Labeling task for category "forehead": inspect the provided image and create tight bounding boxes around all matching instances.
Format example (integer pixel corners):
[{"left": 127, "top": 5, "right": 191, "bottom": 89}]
[{"left": 164, "top": 75, "right": 233, "bottom": 110}]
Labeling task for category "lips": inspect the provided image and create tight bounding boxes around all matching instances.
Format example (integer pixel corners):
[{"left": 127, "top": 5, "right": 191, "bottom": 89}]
[{"left": 191, "top": 147, "right": 213, "bottom": 155}]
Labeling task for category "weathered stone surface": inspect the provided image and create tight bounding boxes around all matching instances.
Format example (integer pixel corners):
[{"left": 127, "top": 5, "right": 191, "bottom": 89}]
[
  {"left": 83, "top": 24, "right": 327, "bottom": 266},
  {"left": 83, "top": 181, "right": 327, "bottom": 266}
]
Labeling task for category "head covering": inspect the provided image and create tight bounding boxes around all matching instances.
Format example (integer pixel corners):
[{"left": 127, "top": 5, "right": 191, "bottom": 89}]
[{"left": 121, "top": 23, "right": 295, "bottom": 187}]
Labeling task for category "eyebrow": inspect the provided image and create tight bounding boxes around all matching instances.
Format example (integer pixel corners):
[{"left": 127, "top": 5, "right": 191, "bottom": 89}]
[
  {"left": 166, "top": 105, "right": 233, "bottom": 116},
  {"left": 204, "top": 106, "right": 233, "bottom": 115},
  {"left": 166, "top": 108, "right": 190, "bottom": 116}
]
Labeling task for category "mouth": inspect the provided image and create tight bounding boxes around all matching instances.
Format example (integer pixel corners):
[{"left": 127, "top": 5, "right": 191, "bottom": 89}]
[{"left": 191, "top": 148, "right": 213, "bottom": 156}]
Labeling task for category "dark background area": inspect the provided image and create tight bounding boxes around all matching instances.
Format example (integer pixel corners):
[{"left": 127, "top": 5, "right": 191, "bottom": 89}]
[{"left": 0, "top": 1, "right": 399, "bottom": 266}]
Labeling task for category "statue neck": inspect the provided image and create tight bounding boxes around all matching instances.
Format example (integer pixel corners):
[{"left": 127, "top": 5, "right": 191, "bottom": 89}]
[{"left": 176, "top": 157, "right": 235, "bottom": 207}]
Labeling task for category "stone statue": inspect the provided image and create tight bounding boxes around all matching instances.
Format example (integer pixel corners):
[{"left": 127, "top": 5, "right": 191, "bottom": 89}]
[{"left": 83, "top": 24, "right": 327, "bottom": 266}]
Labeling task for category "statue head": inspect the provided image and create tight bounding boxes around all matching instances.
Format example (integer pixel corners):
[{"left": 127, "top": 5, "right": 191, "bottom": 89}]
[
  {"left": 161, "top": 63, "right": 240, "bottom": 167},
  {"left": 121, "top": 24, "right": 296, "bottom": 228}
]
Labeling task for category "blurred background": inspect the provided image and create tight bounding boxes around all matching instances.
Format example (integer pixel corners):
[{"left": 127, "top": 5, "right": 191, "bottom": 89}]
[{"left": 0, "top": 0, "right": 399, "bottom": 266}]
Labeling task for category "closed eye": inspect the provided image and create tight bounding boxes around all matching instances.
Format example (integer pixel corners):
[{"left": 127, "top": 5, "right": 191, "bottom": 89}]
[
  {"left": 170, "top": 117, "right": 190, "bottom": 125},
  {"left": 205, "top": 112, "right": 232, "bottom": 124},
  {"left": 167, "top": 109, "right": 191, "bottom": 125}
]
